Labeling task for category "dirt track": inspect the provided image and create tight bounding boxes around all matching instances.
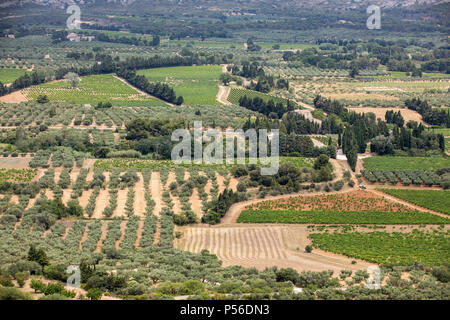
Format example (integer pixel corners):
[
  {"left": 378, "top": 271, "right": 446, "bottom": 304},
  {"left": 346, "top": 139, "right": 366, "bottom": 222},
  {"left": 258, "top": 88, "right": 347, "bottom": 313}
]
[{"left": 216, "top": 85, "right": 231, "bottom": 105}]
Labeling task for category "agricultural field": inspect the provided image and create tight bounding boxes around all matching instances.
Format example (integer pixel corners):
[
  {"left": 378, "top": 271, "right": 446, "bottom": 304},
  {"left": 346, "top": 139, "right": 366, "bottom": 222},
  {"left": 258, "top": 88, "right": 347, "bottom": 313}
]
[
  {"left": 0, "top": 68, "right": 29, "bottom": 84},
  {"left": 94, "top": 156, "right": 314, "bottom": 172},
  {"left": 361, "top": 169, "right": 445, "bottom": 186},
  {"left": 1, "top": 0, "right": 450, "bottom": 303},
  {"left": 293, "top": 78, "right": 450, "bottom": 107},
  {"left": 309, "top": 229, "right": 450, "bottom": 266},
  {"left": 378, "top": 189, "right": 450, "bottom": 215},
  {"left": 175, "top": 225, "right": 368, "bottom": 272},
  {"left": 23, "top": 74, "right": 165, "bottom": 107},
  {"left": 363, "top": 156, "right": 450, "bottom": 171},
  {"left": 348, "top": 107, "right": 424, "bottom": 124},
  {"left": 238, "top": 190, "right": 448, "bottom": 224},
  {"left": 137, "top": 65, "right": 222, "bottom": 105},
  {"left": 228, "top": 88, "right": 293, "bottom": 106},
  {"left": 257, "top": 43, "right": 319, "bottom": 50},
  {"left": 0, "top": 102, "right": 256, "bottom": 129},
  {"left": 0, "top": 168, "right": 37, "bottom": 182}
]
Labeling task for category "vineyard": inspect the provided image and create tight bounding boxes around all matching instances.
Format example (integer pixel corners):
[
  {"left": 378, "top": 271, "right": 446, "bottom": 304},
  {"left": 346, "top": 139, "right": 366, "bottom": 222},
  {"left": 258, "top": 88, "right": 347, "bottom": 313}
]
[
  {"left": 309, "top": 229, "right": 450, "bottom": 266},
  {"left": 237, "top": 209, "right": 447, "bottom": 224},
  {"left": 23, "top": 74, "right": 165, "bottom": 107},
  {"left": 0, "top": 168, "right": 37, "bottom": 182},
  {"left": 238, "top": 190, "right": 449, "bottom": 224},
  {"left": 243, "top": 191, "right": 419, "bottom": 213},
  {"left": 378, "top": 189, "right": 450, "bottom": 215}
]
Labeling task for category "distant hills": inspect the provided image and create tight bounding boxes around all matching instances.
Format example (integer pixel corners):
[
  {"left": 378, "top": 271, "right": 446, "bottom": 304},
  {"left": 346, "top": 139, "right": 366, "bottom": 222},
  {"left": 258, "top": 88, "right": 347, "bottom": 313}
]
[{"left": 0, "top": 0, "right": 448, "bottom": 10}]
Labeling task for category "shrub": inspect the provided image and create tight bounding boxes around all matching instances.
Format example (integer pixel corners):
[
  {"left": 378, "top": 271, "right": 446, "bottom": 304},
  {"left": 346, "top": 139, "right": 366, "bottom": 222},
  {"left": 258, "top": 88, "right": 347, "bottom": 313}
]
[
  {"left": 237, "top": 181, "right": 247, "bottom": 192},
  {"left": 87, "top": 288, "right": 103, "bottom": 300},
  {"left": 0, "top": 275, "right": 14, "bottom": 287},
  {"left": 0, "top": 287, "right": 33, "bottom": 300},
  {"left": 39, "top": 293, "right": 71, "bottom": 300},
  {"left": 15, "top": 272, "right": 30, "bottom": 288},
  {"left": 333, "top": 180, "right": 344, "bottom": 191},
  {"left": 275, "top": 268, "right": 300, "bottom": 284}
]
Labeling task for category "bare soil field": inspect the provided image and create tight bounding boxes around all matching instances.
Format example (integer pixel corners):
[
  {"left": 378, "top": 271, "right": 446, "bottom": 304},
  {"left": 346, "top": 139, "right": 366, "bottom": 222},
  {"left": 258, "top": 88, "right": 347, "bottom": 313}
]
[
  {"left": 175, "top": 225, "right": 370, "bottom": 272},
  {"left": 114, "top": 188, "right": 128, "bottom": 218},
  {"left": 325, "top": 93, "right": 399, "bottom": 101},
  {"left": 135, "top": 219, "right": 145, "bottom": 248},
  {"left": 150, "top": 171, "right": 163, "bottom": 216},
  {"left": 0, "top": 156, "right": 31, "bottom": 169},
  {"left": 189, "top": 188, "right": 203, "bottom": 219},
  {"left": 133, "top": 173, "right": 146, "bottom": 217},
  {"left": 348, "top": 107, "right": 425, "bottom": 124},
  {"left": 0, "top": 90, "right": 28, "bottom": 103},
  {"left": 95, "top": 221, "right": 108, "bottom": 253}
]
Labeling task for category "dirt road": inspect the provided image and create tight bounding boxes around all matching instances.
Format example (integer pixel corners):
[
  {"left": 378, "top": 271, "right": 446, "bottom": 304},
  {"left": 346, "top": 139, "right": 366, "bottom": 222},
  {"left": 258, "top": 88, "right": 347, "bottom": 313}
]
[{"left": 216, "top": 85, "right": 231, "bottom": 105}]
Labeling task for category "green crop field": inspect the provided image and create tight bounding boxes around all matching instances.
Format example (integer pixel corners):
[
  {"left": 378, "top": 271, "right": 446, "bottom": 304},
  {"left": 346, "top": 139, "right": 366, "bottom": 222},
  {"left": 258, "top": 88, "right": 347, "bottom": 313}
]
[
  {"left": 379, "top": 189, "right": 450, "bottom": 215},
  {"left": 257, "top": 42, "right": 319, "bottom": 50},
  {"left": 363, "top": 156, "right": 450, "bottom": 171},
  {"left": 237, "top": 209, "right": 448, "bottom": 224},
  {"left": 228, "top": 88, "right": 292, "bottom": 106},
  {"left": 429, "top": 128, "right": 450, "bottom": 136},
  {"left": 0, "top": 168, "right": 37, "bottom": 182},
  {"left": 0, "top": 68, "right": 29, "bottom": 83},
  {"left": 309, "top": 230, "right": 450, "bottom": 266},
  {"left": 167, "top": 40, "right": 239, "bottom": 49},
  {"left": 94, "top": 156, "right": 314, "bottom": 172},
  {"left": 24, "top": 74, "right": 165, "bottom": 106},
  {"left": 137, "top": 65, "right": 222, "bottom": 105}
]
